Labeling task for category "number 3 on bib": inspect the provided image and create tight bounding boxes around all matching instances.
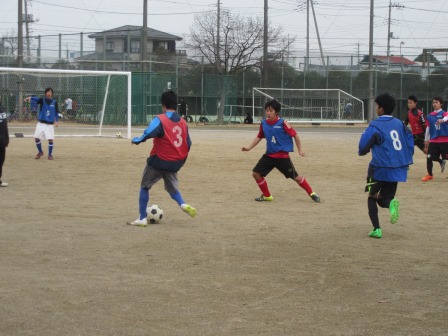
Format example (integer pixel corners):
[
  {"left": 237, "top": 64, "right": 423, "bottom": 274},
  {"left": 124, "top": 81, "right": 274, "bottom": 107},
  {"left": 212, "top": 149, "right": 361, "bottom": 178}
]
[{"left": 173, "top": 126, "right": 183, "bottom": 147}]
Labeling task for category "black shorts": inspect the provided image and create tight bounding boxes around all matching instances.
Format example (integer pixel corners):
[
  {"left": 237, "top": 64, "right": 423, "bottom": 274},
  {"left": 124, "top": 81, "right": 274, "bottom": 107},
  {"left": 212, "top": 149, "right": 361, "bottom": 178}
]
[
  {"left": 365, "top": 177, "right": 397, "bottom": 199},
  {"left": 413, "top": 133, "right": 425, "bottom": 152},
  {"left": 428, "top": 142, "right": 448, "bottom": 161},
  {"left": 253, "top": 154, "right": 298, "bottom": 179}
]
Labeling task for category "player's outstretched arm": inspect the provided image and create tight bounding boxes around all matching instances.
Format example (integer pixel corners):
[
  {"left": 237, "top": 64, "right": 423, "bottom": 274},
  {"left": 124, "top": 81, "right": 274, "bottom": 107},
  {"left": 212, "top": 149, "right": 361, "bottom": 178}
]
[
  {"left": 241, "top": 137, "right": 262, "bottom": 152},
  {"left": 293, "top": 134, "right": 304, "bottom": 156}
]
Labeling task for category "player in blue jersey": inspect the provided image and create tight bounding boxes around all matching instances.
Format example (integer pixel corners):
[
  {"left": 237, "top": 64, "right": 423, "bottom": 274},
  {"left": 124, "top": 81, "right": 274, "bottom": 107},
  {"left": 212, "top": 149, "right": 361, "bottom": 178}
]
[
  {"left": 358, "top": 93, "right": 414, "bottom": 239},
  {"left": 421, "top": 96, "right": 448, "bottom": 182},
  {"left": 25, "top": 87, "right": 60, "bottom": 160},
  {"left": 241, "top": 99, "right": 320, "bottom": 203}
]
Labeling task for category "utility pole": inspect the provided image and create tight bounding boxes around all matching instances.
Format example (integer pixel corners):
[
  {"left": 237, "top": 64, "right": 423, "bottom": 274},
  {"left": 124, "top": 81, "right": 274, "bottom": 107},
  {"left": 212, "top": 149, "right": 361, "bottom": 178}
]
[
  {"left": 24, "top": 0, "right": 33, "bottom": 63},
  {"left": 263, "top": 0, "right": 268, "bottom": 87},
  {"left": 310, "top": 0, "right": 325, "bottom": 71},
  {"left": 18, "top": 0, "right": 24, "bottom": 121},
  {"left": 386, "top": 0, "right": 391, "bottom": 63},
  {"left": 368, "top": 0, "right": 374, "bottom": 121},
  {"left": 18, "top": 0, "right": 23, "bottom": 68},
  {"left": 306, "top": 0, "right": 309, "bottom": 70},
  {"left": 141, "top": 0, "right": 148, "bottom": 72}
]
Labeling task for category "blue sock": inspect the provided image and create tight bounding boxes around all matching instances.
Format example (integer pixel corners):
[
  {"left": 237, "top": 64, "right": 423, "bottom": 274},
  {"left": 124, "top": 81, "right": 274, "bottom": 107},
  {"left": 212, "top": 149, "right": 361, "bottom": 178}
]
[
  {"left": 169, "top": 190, "right": 185, "bottom": 206},
  {"left": 35, "top": 139, "right": 43, "bottom": 153},
  {"left": 49, "top": 142, "right": 53, "bottom": 156},
  {"left": 139, "top": 188, "right": 149, "bottom": 220}
]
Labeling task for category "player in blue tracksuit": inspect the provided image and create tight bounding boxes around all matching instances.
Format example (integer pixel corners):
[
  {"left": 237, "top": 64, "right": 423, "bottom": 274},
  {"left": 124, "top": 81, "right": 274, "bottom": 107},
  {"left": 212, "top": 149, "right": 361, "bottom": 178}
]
[
  {"left": 358, "top": 93, "right": 414, "bottom": 238},
  {"left": 25, "top": 87, "right": 60, "bottom": 160}
]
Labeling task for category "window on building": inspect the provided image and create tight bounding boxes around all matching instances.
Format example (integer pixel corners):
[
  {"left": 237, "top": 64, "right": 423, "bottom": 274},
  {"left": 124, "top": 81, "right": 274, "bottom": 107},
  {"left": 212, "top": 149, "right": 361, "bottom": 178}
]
[
  {"left": 106, "top": 42, "right": 114, "bottom": 52},
  {"left": 130, "top": 40, "right": 140, "bottom": 53}
]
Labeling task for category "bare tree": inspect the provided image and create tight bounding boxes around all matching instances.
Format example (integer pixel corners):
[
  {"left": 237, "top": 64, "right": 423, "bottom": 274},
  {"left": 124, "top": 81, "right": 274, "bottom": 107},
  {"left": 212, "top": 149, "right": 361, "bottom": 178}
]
[
  {"left": 185, "top": 10, "right": 294, "bottom": 121},
  {"left": 186, "top": 10, "right": 293, "bottom": 75},
  {"left": 2, "top": 31, "right": 19, "bottom": 57}
]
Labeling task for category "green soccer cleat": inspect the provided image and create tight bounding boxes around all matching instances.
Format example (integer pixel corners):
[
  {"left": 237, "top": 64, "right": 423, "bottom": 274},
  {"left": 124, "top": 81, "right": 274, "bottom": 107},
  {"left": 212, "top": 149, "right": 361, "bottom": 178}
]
[
  {"left": 255, "top": 195, "right": 273, "bottom": 202},
  {"left": 181, "top": 204, "right": 197, "bottom": 218},
  {"left": 368, "top": 228, "right": 382, "bottom": 238},
  {"left": 389, "top": 198, "right": 400, "bottom": 224}
]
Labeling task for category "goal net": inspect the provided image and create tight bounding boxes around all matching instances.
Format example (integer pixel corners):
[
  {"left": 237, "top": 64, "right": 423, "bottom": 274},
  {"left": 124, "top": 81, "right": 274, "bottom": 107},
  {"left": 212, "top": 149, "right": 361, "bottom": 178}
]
[
  {"left": 0, "top": 67, "right": 131, "bottom": 137},
  {"left": 252, "top": 88, "right": 365, "bottom": 123}
]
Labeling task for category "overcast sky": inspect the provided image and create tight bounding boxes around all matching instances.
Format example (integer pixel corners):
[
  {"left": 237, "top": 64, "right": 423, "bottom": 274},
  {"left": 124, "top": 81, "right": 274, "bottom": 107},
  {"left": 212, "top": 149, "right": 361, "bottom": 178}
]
[{"left": 1, "top": 0, "right": 448, "bottom": 60}]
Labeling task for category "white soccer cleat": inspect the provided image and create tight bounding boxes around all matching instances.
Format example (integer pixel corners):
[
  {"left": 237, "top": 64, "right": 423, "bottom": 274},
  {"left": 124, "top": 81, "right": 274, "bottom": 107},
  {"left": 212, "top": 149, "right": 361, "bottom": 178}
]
[
  {"left": 127, "top": 218, "right": 148, "bottom": 227},
  {"left": 0, "top": 181, "right": 8, "bottom": 187}
]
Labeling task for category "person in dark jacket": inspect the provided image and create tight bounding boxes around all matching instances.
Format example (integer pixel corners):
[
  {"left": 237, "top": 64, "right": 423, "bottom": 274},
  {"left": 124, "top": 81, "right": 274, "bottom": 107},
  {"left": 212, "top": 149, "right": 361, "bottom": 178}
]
[{"left": 0, "top": 100, "right": 9, "bottom": 187}]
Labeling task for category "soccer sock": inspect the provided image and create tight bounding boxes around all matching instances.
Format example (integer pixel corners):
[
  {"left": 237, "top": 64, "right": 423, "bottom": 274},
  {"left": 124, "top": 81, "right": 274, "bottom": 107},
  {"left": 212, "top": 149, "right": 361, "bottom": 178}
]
[
  {"left": 48, "top": 141, "right": 53, "bottom": 156},
  {"left": 427, "top": 158, "right": 433, "bottom": 176},
  {"left": 35, "top": 139, "right": 43, "bottom": 153},
  {"left": 256, "top": 177, "right": 271, "bottom": 197},
  {"left": 368, "top": 197, "right": 380, "bottom": 229},
  {"left": 139, "top": 188, "right": 149, "bottom": 220},
  {"left": 170, "top": 190, "right": 185, "bottom": 206},
  {"left": 297, "top": 176, "right": 313, "bottom": 195}
]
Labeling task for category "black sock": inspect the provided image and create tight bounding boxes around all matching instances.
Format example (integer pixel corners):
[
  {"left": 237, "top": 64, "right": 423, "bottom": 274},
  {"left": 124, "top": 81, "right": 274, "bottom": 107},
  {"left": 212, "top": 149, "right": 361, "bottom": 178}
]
[{"left": 368, "top": 197, "right": 380, "bottom": 229}]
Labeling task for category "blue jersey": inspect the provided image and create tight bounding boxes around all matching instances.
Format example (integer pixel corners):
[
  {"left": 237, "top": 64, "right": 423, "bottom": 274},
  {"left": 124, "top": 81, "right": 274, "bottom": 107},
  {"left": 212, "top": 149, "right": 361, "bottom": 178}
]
[
  {"left": 427, "top": 110, "right": 448, "bottom": 139},
  {"left": 262, "top": 118, "right": 294, "bottom": 154},
  {"left": 358, "top": 115, "right": 414, "bottom": 182},
  {"left": 32, "top": 97, "right": 59, "bottom": 124}
]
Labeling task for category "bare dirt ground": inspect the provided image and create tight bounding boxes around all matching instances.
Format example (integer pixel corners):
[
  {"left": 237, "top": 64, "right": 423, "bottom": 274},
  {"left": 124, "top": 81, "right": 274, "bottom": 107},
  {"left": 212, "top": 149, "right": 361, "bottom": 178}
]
[{"left": 1, "top": 125, "right": 447, "bottom": 336}]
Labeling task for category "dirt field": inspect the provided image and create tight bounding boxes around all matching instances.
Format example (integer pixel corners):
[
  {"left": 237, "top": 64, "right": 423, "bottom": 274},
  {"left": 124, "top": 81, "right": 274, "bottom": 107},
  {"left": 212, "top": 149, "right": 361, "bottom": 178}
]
[{"left": 1, "top": 125, "right": 447, "bottom": 336}]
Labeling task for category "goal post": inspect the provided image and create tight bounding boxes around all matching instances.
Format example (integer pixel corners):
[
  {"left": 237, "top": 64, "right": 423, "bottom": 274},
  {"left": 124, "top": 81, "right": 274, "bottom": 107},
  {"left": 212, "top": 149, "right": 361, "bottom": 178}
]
[
  {"left": 0, "top": 67, "right": 132, "bottom": 138},
  {"left": 252, "top": 88, "right": 365, "bottom": 123}
]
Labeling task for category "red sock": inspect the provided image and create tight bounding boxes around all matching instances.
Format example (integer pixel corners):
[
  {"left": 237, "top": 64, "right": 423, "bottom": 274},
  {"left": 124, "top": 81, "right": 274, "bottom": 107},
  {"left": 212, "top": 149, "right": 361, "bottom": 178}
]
[
  {"left": 256, "top": 177, "right": 271, "bottom": 197},
  {"left": 298, "top": 177, "right": 313, "bottom": 195}
]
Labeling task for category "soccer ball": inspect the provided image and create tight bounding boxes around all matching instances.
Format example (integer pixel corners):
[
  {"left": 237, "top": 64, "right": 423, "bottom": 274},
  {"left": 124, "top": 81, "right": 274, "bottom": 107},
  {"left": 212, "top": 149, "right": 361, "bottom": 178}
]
[
  {"left": 147, "top": 204, "right": 164, "bottom": 224},
  {"left": 116, "top": 132, "right": 122, "bottom": 138}
]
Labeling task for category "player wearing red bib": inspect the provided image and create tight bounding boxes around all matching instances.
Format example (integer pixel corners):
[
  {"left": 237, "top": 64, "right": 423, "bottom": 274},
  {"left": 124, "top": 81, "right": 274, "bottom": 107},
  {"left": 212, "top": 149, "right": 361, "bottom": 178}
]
[
  {"left": 128, "top": 90, "right": 196, "bottom": 227},
  {"left": 241, "top": 99, "right": 320, "bottom": 203}
]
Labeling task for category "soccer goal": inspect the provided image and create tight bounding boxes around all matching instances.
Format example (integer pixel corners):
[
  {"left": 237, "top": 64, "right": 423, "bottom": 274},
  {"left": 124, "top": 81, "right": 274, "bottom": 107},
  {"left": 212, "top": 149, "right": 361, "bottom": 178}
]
[
  {"left": 0, "top": 67, "right": 131, "bottom": 137},
  {"left": 252, "top": 88, "right": 365, "bottom": 123}
]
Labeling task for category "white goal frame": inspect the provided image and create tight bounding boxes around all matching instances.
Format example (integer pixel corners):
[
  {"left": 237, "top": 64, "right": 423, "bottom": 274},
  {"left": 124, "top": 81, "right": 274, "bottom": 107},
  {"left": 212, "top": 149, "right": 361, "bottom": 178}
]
[
  {"left": 252, "top": 88, "right": 365, "bottom": 123},
  {"left": 0, "top": 67, "right": 132, "bottom": 138}
]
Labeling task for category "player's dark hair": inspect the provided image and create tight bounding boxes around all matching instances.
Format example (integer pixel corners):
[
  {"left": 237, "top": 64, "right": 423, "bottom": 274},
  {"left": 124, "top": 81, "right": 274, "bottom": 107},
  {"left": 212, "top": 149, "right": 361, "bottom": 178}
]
[
  {"left": 44, "top": 87, "right": 53, "bottom": 94},
  {"left": 375, "top": 93, "right": 396, "bottom": 115},
  {"left": 265, "top": 99, "right": 281, "bottom": 114},
  {"left": 408, "top": 95, "right": 418, "bottom": 103},
  {"left": 432, "top": 96, "right": 443, "bottom": 105},
  {"left": 161, "top": 90, "right": 177, "bottom": 110}
]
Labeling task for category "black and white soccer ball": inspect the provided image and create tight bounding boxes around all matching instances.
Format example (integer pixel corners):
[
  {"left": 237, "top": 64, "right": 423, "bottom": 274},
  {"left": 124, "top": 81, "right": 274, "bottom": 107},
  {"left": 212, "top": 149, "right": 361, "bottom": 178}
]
[
  {"left": 147, "top": 204, "right": 164, "bottom": 224},
  {"left": 116, "top": 132, "right": 123, "bottom": 138}
]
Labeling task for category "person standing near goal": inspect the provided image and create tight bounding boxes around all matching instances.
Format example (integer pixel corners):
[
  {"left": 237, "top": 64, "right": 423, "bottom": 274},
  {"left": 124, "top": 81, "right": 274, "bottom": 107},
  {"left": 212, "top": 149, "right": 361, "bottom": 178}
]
[
  {"left": 25, "top": 87, "right": 59, "bottom": 160},
  {"left": 128, "top": 90, "right": 196, "bottom": 227},
  {"left": 0, "top": 99, "right": 9, "bottom": 187},
  {"left": 241, "top": 98, "right": 321, "bottom": 203},
  {"left": 358, "top": 93, "right": 414, "bottom": 239}
]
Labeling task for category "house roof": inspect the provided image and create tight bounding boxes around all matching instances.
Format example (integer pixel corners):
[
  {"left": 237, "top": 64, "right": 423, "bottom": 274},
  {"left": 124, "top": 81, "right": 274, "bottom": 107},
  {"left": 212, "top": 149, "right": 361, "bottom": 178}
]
[
  {"left": 76, "top": 52, "right": 130, "bottom": 61},
  {"left": 359, "top": 55, "right": 415, "bottom": 65},
  {"left": 88, "top": 25, "right": 182, "bottom": 41}
]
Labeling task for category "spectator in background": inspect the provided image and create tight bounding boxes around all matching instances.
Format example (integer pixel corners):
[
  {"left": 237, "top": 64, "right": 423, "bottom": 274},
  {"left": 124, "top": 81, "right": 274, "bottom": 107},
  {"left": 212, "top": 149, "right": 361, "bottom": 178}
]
[
  {"left": 64, "top": 97, "right": 73, "bottom": 119},
  {"left": 179, "top": 98, "right": 192, "bottom": 122},
  {"left": 344, "top": 102, "right": 353, "bottom": 120},
  {"left": 244, "top": 112, "right": 254, "bottom": 124}
]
